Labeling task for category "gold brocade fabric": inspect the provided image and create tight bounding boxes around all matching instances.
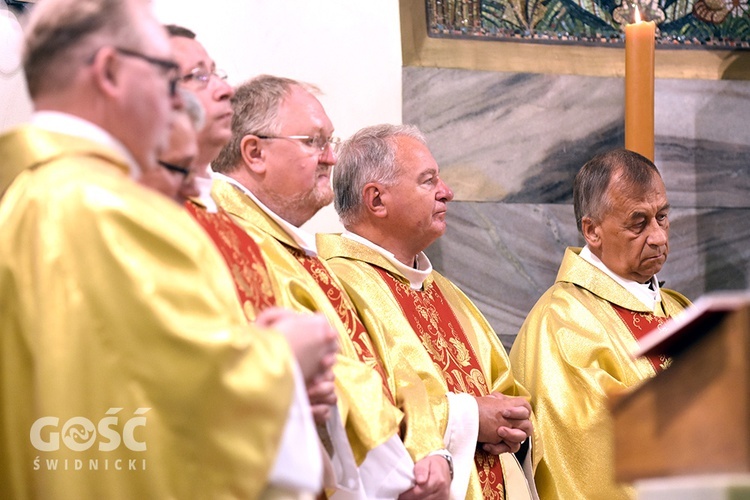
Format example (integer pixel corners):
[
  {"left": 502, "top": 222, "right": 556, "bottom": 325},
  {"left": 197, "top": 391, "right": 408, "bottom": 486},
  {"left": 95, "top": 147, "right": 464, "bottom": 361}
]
[
  {"left": 210, "top": 179, "right": 435, "bottom": 464},
  {"left": 0, "top": 127, "right": 296, "bottom": 499},
  {"left": 509, "top": 247, "right": 691, "bottom": 500},
  {"left": 375, "top": 267, "right": 506, "bottom": 497},
  {"left": 287, "top": 245, "right": 396, "bottom": 407},
  {"left": 185, "top": 200, "right": 277, "bottom": 321},
  {"left": 611, "top": 305, "right": 672, "bottom": 372},
  {"left": 318, "top": 233, "right": 542, "bottom": 500}
]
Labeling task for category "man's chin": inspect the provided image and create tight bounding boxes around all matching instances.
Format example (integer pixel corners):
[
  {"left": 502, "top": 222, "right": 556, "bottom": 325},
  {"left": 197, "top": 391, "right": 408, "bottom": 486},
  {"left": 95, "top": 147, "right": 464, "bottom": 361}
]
[
  {"left": 315, "top": 186, "right": 334, "bottom": 206},
  {"left": 640, "top": 260, "right": 665, "bottom": 280}
]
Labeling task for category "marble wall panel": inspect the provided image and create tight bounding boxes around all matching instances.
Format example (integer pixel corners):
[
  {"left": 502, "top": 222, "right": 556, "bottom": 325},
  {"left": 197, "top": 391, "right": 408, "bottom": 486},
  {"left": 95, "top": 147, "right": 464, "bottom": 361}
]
[
  {"left": 425, "top": 202, "right": 580, "bottom": 349},
  {"left": 403, "top": 67, "right": 624, "bottom": 203},
  {"left": 658, "top": 138, "right": 750, "bottom": 209},
  {"left": 406, "top": 66, "right": 750, "bottom": 350},
  {"left": 403, "top": 67, "right": 750, "bottom": 208},
  {"left": 426, "top": 203, "right": 750, "bottom": 351}
]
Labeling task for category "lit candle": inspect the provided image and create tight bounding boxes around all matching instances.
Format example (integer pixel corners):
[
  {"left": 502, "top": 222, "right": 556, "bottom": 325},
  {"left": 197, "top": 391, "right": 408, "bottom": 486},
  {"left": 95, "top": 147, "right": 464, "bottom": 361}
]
[{"left": 624, "top": 6, "right": 655, "bottom": 162}]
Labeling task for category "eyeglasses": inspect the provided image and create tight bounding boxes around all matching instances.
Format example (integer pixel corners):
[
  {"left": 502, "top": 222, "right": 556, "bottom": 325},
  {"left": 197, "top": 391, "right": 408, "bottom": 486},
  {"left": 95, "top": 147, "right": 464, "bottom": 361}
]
[
  {"left": 158, "top": 160, "right": 193, "bottom": 182},
  {"left": 114, "top": 47, "right": 180, "bottom": 97},
  {"left": 256, "top": 135, "right": 342, "bottom": 153},
  {"left": 180, "top": 67, "right": 228, "bottom": 89}
]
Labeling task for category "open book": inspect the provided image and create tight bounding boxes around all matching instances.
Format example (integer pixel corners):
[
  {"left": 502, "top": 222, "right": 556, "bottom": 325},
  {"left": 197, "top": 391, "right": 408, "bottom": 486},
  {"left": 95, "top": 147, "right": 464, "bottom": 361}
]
[{"left": 635, "top": 291, "right": 750, "bottom": 358}]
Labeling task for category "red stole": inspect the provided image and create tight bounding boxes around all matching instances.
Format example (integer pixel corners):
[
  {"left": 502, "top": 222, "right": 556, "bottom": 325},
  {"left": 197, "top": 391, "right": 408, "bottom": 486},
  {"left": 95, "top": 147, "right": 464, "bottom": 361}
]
[
  {"left": 611, "top": 303, "right": 672, "bottom": 373},
  {"left": 374, "top": 266, "right": 505, "bottom": 497},
  {"left": 284, "top": 245, "right": 396, "bottom": 406},
  {"left": 185, "top": 201, "right": 276, "bottom": 320}
]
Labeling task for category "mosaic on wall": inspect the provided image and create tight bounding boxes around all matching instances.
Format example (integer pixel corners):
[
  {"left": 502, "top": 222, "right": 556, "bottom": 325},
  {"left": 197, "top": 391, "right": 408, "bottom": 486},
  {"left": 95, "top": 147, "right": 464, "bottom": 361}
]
[{"left": 427, "top": 0, "right": 750, "bottom": 47}]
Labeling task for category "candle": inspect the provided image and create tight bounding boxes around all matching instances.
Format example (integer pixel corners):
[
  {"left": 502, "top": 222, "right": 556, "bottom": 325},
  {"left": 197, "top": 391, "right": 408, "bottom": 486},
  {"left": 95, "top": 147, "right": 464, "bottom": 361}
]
[{"left": 624, "top": 7, "right": 655, "bottom": 162}]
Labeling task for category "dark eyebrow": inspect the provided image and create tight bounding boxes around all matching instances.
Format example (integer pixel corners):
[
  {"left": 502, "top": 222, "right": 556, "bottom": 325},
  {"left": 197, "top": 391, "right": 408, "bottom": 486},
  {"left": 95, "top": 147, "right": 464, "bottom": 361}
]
[
  {"left": 628, "top": 211, "right": 648, "bottom": 222},
  {"left": 629, "top": 202, "right": 671, "bottom": 222}
]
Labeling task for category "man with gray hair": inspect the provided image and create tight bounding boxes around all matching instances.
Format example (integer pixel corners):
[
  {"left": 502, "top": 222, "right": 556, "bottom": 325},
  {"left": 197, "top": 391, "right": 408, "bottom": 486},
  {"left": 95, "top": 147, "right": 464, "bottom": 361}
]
[
  {"left": 318, "top": 123, "right": 540, "bottom": 500},
  {"left": 510, "top": 148, "right": 691, "bottom": 499},
  {"left": 207, "top": 75, "right": 453, "bottom": 498},
  {"left": 0, "top": 1, "right": 336, "bottom": 498}
]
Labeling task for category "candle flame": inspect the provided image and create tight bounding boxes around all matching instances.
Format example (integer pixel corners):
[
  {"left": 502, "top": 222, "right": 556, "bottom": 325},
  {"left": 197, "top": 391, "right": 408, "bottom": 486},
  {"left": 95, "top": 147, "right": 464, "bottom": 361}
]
[{"left": 634, "top": 5, "right": 642, "bottom": 23}]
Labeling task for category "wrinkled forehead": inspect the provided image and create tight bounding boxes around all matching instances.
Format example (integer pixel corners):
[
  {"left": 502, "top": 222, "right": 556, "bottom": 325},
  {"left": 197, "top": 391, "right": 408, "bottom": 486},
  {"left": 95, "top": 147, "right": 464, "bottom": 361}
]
[
  {"left": 613, "top": 168, "right": 665, "bottom": 197},
  {"left": 277, "top": 85, "right": 334, "bottom": 133},
  {"left": 395, "top": 136, "right": 436, "bottom": 169},
  {"left": 168, "top": 36, "right": 213, "bottom": 74},
  {"left": 605, "top": 171, "right": 668, "bottom": 214}
]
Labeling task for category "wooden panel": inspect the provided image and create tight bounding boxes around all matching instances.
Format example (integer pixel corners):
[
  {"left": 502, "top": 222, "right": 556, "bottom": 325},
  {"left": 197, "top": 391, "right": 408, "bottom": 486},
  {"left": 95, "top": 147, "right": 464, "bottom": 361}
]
[{"left": 611, "top": 306, "right": 750, "bottom": 481}]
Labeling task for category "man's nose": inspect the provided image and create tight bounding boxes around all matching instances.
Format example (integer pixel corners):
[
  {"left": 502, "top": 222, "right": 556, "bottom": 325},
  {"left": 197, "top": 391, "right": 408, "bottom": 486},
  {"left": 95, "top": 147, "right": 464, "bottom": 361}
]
[
  {"left": 213, "top": 75, "right": 234, "bottom": 100},
  {"left": 438, "top": 177, "right": 454, "bottom": 202},
  {"left": 319, "top": 144, "right": 336, "bottom": 165},
  {"left": 647, "top": 219, "right": 668, "bottom": 247}
]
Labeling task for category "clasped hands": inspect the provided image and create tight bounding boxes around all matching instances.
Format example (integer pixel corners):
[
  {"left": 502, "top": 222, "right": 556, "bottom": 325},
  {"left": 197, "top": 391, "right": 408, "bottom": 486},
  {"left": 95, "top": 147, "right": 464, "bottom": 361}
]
[{"left": 476, "top": 392, "right": 533, "bottom": 455}]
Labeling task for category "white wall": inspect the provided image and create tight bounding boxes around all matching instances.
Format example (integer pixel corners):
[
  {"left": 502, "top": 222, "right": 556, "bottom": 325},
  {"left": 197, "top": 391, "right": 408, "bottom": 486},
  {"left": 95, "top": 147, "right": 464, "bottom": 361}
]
[
  {"left": 0, "top": 0, "right": 404, "bottom": 233},
  {"left": 152, "top": 0, "right": 404, "bottom": 232},
  {"left": 0, "top": 5, "right": 33, "bottom": 132}
]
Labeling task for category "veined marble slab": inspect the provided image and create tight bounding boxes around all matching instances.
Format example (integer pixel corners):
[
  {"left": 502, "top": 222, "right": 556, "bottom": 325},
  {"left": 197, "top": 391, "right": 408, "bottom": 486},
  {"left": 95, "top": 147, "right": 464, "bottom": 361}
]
[
  {"left": 425, "top": 202, "right": 750, "bottom": 350},
  {"left": 404, "top": 67, "right": 750, "bottom": 208},
  {"left": 405, "top": 66, "right": 750, "bottom": 349},
  {"left": 403, "top": 67, "right": 623, "bottom": 203}
]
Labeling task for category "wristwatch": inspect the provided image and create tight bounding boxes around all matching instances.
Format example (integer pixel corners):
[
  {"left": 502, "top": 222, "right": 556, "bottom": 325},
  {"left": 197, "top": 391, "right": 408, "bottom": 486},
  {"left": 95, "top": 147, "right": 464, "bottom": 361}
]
[{"left": 429, "top": 449, "right": 454, "bottom": 480}]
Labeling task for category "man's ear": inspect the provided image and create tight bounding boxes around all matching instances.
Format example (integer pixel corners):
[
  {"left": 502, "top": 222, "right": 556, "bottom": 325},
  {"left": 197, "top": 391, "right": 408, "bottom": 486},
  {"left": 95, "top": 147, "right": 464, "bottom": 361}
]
[
  {"left": 362, "top": 182, "right": 387, "bottom": 218},
  {"left": 90, "top": 47, "right": 120, "bottom": 98},
  {"left": 240, "top": 135, "right": 265, "bottom": 174},
  {"left": 581, "top": 216, "right": 601, "bottom": 249}
]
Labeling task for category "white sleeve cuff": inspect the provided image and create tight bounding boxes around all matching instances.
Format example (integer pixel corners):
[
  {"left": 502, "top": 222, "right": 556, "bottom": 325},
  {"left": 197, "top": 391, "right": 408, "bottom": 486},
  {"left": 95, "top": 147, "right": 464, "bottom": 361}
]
[
  {"left": 329, "top": 434, "right": 415, "bottom": 500},
  {"left": 267, "top": 362, "right": 323, "bottom": 494},
  {"left": 444, "top": 392, "right": 479, "bottom": 499}
]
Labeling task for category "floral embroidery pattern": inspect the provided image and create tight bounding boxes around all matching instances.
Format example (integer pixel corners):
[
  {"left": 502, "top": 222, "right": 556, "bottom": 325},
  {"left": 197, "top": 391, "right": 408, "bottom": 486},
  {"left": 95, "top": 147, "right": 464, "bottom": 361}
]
[
  {"left": 612, "top": 304, "right": 673, "bottom": 373},
  {"left": 186, "top": 203, "right": 276, "bottom": 320},
  {"left": 288, "top": 247, "right": 395, "bottom": 405},
  {"left": 375, "top": 267, "right": 505, "bottom": 493}
]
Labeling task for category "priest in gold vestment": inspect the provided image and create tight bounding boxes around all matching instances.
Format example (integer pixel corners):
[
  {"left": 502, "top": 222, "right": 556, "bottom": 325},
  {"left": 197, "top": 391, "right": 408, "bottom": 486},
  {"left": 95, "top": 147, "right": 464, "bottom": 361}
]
[
  {"left": 510, "top": 149, "right": 691, "bottom": 499},
  {"left": 206, "top": 75, "right": 452, "bottom": 498},
  {"left": 1, "top": 2, "right": 334, "bottom": 498},
  {"left": 318, "top": 124, "right": 541, "bottom": 500}
]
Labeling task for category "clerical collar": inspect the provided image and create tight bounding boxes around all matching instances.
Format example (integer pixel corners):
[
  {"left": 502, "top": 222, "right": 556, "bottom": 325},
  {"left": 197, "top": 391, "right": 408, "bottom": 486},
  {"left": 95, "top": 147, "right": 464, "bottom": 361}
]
[
  {"left": 211, "top": 172, "right": 317, "bottom": 255},
  {"left": 192, "top": 176, "right": 218, "bottom": 213},
  {"left": 342, "top": 231, "right": 431, "bottom": 290},
  {"left": 579, "top": 245, "right": 661, "bottom": 311},
  {"left": 32, "top": 111, "right": 141, "bottom": 179}
]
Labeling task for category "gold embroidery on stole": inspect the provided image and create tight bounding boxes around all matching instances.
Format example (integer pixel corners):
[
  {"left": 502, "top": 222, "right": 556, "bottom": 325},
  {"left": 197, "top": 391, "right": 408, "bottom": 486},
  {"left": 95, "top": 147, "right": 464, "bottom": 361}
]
[{"left": 375, "top": 267, "right": 505, "bottom": 497}]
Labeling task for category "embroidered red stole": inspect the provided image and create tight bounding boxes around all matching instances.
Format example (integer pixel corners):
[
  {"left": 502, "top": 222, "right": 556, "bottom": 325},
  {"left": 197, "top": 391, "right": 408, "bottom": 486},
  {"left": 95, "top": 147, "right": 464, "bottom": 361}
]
[
  {"left": 374, "top": 266, "right": 505, "bottom": 497},
  {"left": 611, "top": 303, "right": 672, "bottom": 373},
  {"left": 185, "top": 201, "right": 276, "bottom": 320},
  {"left": 284, "top": 245, "right": 396, "bottom": 406}
]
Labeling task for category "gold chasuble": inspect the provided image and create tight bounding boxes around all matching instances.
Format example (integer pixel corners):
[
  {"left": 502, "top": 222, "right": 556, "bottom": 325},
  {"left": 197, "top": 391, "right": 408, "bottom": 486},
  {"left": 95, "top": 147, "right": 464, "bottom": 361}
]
[
  {"left": 318, "top": 233, "right": 541, "bottom": 500},
  {"left": 186, "top": 195, "right": 394, "bottom": 408},
  {"left": 211, "top": 179, "right": 445, "bottom": 464},
  {"left": 286, "top": 246, "right": 396, "bottom": 407},
  {"left": 509, "top": 247, "right": 691, "bottom": 500},
  {"left": 0, "top": 126, "right": 295, "bottom": 500},
  {"left": 375, "top": 267, "right": 506, "bottom": 495}
]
